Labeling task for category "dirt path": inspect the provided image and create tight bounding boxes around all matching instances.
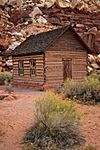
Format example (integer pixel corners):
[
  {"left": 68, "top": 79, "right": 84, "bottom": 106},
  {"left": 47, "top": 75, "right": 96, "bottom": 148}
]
[
  {"left": 0, "top": 87, "right": 44, "bottom": 150},
  {"left": 77, "top": 104, "right": 100, "bottom": 150},
  {"left": 0, "top": 87, "right": 100, "bottom": 150}
]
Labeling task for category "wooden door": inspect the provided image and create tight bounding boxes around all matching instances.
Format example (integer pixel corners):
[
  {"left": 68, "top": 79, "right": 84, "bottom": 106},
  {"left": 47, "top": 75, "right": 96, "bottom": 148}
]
[{"left": 63, "top": 59, "right": 72, "bottom": 80}]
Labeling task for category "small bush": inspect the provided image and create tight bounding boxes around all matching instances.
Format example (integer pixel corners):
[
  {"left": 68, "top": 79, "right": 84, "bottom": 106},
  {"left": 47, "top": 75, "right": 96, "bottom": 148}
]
[
  {"left": 57, "top": 76, "right": 100, "bottom": 104},
  {"left": 89, "top": 72, "right": 100, "bottom": 81},
  {"left": 79, "top": 76, "right": 100, "bottom": 103},
  {"left": 25, "top": 91, "right": 82, "bottom": 150},
  {"left": 34, "top": 91, "right": 79, "bottom": 130},
  {"left": 0, "top": 72, "right": 12, "bottom": 85},
  {"left": 56, "top": 79, "right": 78, "bottom": 98}
]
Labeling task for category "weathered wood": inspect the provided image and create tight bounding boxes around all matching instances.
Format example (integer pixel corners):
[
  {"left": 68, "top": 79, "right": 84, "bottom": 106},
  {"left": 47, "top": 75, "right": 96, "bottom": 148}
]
[
  {"left": 46, "top": 30, "right": 87, "bottom": 53},
  {"left": 45, "top": 46, "right": 87, "bottom": 86},
  {"left": 12, "top": 28, "right": 88, "bottom": 89},
  {"left": 63, "top": 59, "right": 72, "bottom": 79},
  {"left": 13, "top": 54, "right": 45, "bottom": 88}
]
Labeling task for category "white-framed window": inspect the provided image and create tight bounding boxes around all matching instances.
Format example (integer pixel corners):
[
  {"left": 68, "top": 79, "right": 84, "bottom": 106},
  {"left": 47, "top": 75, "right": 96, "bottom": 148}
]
[
  {"left": 30, "top": 60, "right": 36, "bottom": 77},
  {"left": 18, "top": 60, "right": 24, "bottom": 76}
]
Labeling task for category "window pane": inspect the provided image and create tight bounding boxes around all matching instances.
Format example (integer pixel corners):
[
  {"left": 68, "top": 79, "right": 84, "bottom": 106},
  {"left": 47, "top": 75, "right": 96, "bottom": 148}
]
[
  {"left": 30, "top": 60, "right": 36, "bottom": 76},
  {"left": 18, "top": 61, "right": 24, "bottom": 76}
]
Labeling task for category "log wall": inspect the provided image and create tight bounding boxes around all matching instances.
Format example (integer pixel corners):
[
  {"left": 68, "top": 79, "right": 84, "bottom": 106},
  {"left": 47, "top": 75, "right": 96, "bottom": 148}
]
[
  {"left": 44, "top": 30, "right": 88, "bottom": 88},
  {"left": 45, "top": 51, "right": 87, "bottom": 88},
  {"left": 12, "top": 54, "right": 45, "bottom": 89},
  {"left": 12, "top": 29, "right": 88, "bottom": 89}
]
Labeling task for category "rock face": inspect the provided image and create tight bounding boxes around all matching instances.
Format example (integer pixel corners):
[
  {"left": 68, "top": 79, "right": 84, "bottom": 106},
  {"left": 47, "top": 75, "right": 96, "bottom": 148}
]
[
  {"left": 0, "top": 1, "right": 100, "bottom": 73},
  {"left": 88, "top": 54, "right": 100, "bottom": 73},
  {"left": 0, "top": 0, "right": 8, "bottom": 6}
]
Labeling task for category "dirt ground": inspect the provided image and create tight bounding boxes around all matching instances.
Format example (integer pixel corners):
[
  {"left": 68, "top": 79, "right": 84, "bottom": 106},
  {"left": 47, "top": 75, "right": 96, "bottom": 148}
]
[
  {"left": 77, "top": 103, "right": 100, "bottom": 150},
  {"left": 0, "top": 87, "right": 44, "bottom": 150},
  {"left": 0, "top": 87, "right": 100, "bottom": 150}
]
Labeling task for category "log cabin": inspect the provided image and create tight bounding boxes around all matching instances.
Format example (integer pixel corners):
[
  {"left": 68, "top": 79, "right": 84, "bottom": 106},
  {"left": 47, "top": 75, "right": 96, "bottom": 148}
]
[{"left": 11, "top": 26, "right": 91, "bottom": 89}]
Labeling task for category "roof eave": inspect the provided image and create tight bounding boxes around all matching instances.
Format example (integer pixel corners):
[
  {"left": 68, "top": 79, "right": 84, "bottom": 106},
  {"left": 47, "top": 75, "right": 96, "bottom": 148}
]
[
  {"left": 12, "top": 51, "right": 44, "bottom": 57},
  {"left": 69, "top": 26, "right": 93, "bottom": 54}
]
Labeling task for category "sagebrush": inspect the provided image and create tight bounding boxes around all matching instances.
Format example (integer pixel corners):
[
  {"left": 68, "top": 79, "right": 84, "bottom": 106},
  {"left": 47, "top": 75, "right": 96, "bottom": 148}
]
[
  {"left": 57, "top": 75, "right": 100, "bottom": 104},
  {"left": 25, "top": 91, "right": 82, "bottom": 150},
  {"left": 0, "top": 72, "right": 12, "bottom": 85},
  {"left": 34, "top": 91, "right": 79, "bottom": 130}
]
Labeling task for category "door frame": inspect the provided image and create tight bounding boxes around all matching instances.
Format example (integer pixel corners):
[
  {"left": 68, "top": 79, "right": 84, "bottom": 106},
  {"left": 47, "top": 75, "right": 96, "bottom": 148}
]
[{"left": 62, "top": 58, "right": 72, "bottom": 80}]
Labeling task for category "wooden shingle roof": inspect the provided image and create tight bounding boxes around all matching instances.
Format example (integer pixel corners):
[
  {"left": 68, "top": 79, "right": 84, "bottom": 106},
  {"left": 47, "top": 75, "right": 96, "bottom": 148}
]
[{"left": 11, "top": 26, "right": 92, "bottom": 56}]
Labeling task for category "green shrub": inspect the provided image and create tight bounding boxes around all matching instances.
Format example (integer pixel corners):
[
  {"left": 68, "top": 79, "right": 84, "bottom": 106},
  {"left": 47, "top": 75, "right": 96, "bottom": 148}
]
[
  {"left": 34, "top": 91, "right": 79, "bottom": 130},
  {"left": 25, "top": 91, "right": 82, "bottom": 150},
  {"left": 89, "top": 72, "right": 100, "bottom": 81},
  {"left": 56, "top": 79, "right": 78, "bottom": 98},
  {"left": 79, "top": 76, "right": 100, "bottom": 103},
  {"left": 0, "top": 72, "right": 12, "bottom": 85},
  {"left": 57, "top": 76, "right": 100, "bottom": 104}
]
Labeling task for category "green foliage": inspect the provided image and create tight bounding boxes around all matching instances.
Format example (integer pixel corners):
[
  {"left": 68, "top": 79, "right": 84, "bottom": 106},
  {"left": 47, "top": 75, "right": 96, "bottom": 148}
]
[
  {"left": 89, "top": 72, "right": 100, "bottom": 81},
  {"left": 25, "top": 91, "right": 82, "bottom": 150},
  {"left": 74, "top": 76, "right": 100, "bottom": 104},
  {"left": 34, "top": 91, "right": 79, "bottom": 130},
  {"left": 57, "top": 76, "right": 100, "bottom": 104},
  {"left": 57, "top": 78, "right": 78, "bottom": 98},
  {"left": 0, "top": 72, "right": 12, "bottom": 85}
]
